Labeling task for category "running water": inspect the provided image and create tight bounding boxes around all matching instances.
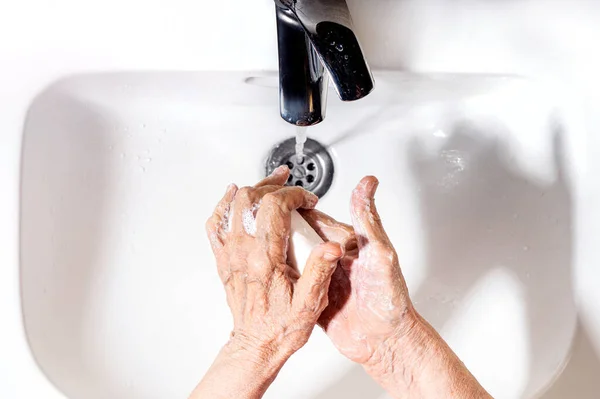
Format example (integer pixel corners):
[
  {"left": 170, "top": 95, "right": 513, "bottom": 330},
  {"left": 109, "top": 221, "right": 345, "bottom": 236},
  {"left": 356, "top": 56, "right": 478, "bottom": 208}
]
[{"left": 295, "top": 126, "right": 308, "bottom": 163}]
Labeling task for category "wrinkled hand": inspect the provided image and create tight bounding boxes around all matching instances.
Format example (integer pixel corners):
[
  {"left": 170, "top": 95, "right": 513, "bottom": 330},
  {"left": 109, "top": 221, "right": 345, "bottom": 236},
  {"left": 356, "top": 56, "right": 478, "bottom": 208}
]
[
  {"left": 206, "top": 166, "right": 345, "bottom": 366},
  {"left": 300, "top": 176, "right": 416, "bottom": 367}
]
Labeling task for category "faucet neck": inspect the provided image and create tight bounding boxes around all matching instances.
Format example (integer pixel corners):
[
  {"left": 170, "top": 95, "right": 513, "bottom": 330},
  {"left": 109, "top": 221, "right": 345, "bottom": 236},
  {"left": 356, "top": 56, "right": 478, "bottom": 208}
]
[{"left": 276, "top": 0, "right": 374, "bottom": 126}]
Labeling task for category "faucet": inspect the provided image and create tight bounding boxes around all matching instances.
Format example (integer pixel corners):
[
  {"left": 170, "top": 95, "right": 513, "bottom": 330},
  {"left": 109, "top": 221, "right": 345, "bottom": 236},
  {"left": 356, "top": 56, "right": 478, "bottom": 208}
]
[{"left": 275, "top": 0, "right": 375, "bottom": 126}]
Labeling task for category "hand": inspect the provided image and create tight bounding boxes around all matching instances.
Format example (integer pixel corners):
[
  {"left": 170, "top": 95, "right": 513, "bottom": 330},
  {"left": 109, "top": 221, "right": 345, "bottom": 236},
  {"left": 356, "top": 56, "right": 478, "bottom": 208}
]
[
  {"left": 301, "top": 177, "right": 492, "bottom": 399},
  {"left": 300, "top": 176, "right": 416, "bottom": 366},
  {"left": 192, "top": 166, "right": 344, "bottom": 399}
]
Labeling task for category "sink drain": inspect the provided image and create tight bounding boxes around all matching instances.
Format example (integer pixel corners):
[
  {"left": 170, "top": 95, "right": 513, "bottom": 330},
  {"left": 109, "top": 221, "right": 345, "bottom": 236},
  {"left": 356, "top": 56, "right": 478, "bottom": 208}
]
[{"left": 265, "top": 138, "right": 334, "bottom": 198}]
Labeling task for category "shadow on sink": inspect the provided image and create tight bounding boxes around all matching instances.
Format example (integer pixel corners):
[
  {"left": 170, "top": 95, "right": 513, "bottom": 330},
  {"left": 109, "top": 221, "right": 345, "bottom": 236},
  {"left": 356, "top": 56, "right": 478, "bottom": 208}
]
[
  {"left": 542, "top": 320, "right": 600, "bottom": 399},
  {"left": 21, "top": 93, "right": 126, "bottom": 398},
  {"left": 409, "top": 124, "right": 576, "bottom": 397},
  {"left": 311, "top": 365, "right": 386, "bottom": 399},
  {"left": 313, "top": 121, "right": 577, "bottom": 398}
]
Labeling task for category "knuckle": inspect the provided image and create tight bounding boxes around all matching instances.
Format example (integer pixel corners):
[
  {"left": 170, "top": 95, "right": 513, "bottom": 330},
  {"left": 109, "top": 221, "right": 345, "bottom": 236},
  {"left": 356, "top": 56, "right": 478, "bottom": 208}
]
[
  {"left": 377, "top": 245, "right": 398, "bottom": 263},
  {"left": 220, "top": 271, "right": 233, "bottom": 286},
  {"left": 247, "top": 251, "right": 270, "bottom": 273},
  {"left": 237, "top": 187, "right": 253, "bottom": 202},
  {"left": 205, "top": 217, "right": 215, "bottom": 233},
  {"left": 312, "top": 264, "right": 330, "bottom": 283},
  {"left": 291, "top": 187, "right": 309, "bottom": 200},
  {"left": 205, "top": 215, "right": 222, "bottom": 236},
  {"left": 262, "top": 192, "right": 281, "bottom": 206}
]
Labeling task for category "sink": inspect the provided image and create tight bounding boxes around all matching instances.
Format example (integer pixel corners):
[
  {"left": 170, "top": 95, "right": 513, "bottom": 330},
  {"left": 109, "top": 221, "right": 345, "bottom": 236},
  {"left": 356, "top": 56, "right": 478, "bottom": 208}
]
[{"left": 20, "top": 72, "right": 578, "bottom": 399}]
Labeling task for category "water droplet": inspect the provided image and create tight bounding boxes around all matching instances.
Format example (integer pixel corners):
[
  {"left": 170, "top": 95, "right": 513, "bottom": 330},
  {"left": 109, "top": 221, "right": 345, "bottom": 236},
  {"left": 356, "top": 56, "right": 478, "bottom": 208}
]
[
  {"left": 141, "top": 123, "right": 147, "bottom": 128},
  {"left": 433, "top": 129, "right": 447, "bottom": 138},
  {"left": 344, "top": 54, "right": 349, "bottom": 60},
  {"left": 120, "top": 153, "right": 126, "bottom": 159},
  {"left": 523, "top": 245, "right": 530, "bottom": 251},
  {"left": 336, "top": 43, "right": 344, "bottom": 52},
  {"left": 330, "top": 40, "right": 336, "bottom": 46}
]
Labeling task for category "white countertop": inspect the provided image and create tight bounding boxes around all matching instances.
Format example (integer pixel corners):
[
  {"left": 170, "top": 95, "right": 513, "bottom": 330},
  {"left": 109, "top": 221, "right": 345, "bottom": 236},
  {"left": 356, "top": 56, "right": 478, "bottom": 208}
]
[{"left": 2, "top": 1, "right": 600, "bottom": 397}]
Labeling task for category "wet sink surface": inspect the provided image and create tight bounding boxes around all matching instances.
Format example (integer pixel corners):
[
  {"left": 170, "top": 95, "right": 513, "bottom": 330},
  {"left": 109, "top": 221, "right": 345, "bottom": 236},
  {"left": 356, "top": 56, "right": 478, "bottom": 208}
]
[{"left": 20, "top": 72, "right": 577, "bottom": 399}]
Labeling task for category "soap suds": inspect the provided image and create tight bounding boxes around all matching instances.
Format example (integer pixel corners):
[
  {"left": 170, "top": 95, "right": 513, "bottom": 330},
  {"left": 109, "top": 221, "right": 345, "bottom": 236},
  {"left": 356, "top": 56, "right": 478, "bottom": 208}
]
[
  {"left": 242, "top": 202, "right": 261, "bottom": 236},
  {"left": 222, "top": 206, "right": 232, "bottom": 233}
]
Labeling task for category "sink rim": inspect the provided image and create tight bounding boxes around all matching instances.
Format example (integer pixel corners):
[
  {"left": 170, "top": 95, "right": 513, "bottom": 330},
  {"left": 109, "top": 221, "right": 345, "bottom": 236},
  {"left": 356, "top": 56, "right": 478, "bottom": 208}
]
[{"left": 17, "top": 71, "right": 580, "bottom": 399}]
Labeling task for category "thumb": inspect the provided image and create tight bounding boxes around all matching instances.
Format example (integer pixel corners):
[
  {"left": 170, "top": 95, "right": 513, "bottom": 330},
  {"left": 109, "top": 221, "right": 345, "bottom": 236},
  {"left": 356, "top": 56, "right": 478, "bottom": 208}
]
[
  {"left": 293, "top": 242, "right": 344, "bottom": 317},
  {"left": 350, "top": 176, "right": 392, "bottom": 249}
]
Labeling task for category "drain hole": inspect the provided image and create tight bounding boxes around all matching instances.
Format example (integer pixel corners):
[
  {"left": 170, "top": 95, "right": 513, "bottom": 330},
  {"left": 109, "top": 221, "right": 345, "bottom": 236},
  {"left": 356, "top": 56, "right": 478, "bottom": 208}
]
[{"left": 265, "top": 137, "right": 334, "bottom": 198}]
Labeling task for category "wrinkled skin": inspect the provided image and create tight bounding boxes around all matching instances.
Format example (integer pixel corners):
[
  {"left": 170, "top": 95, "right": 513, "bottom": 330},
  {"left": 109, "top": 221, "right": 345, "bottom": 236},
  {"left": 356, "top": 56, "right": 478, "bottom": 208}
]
[
  {"left": 205, "top": 166, "right": 345, "bottom": 362},
  {"left": 196, "top": 173, "right": 491, "bottom": 399},
  {"left": 301, "top": 176, "right": 416, "bottom": 366}
]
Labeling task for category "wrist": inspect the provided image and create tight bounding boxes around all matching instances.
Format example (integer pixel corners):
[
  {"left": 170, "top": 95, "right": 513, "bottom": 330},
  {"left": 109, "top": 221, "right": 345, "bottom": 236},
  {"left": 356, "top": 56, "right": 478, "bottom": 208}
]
[
  {"left": 362, "top": 312, "right": 490, "bottom": 399},
  {"left": 362, "top": 310, "right": 433, "bottom": 395},
  {"left": 222, "top": 333, "right": 291, "bottom": 376},
  {"left": 190, "top": 336, "right": 290, "bottom": 399},
  {"left": 363, "top": 309, "right": 422, "bottom": 379}
]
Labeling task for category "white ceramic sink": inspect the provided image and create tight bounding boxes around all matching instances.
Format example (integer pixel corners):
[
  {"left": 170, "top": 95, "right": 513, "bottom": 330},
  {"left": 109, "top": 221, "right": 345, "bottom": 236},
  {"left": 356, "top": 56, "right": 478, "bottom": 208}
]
[{"left": 20, "top": 72, "right": 581, "bottom": 398}]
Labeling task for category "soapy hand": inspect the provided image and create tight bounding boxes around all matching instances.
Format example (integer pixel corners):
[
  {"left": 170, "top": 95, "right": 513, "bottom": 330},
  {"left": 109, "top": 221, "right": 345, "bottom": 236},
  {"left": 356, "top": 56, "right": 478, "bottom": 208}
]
[
  {"left": 300, "top": 176, "right": 416, "bottom": 366},
  {"left": 205, "top": 166, "right": 344, "bottom": 368},
  {"left": 195, "top": 173, "right": 491, "bottom": 399},
  {"left": 197, "top": 172, "right": 491, "bottom": 399}
]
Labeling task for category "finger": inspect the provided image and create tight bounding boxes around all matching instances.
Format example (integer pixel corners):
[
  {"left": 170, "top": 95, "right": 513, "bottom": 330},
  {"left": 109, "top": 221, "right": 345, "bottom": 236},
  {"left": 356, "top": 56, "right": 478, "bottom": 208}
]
[
  {"left": 318, "top": 265, "right": 351, "bottom": 330},
  {"left": 293, "top": 242, "right": 343, "bottom": 317},
  {"left": 254, "top": 165, "right": 290, "bottom": 188},
  {"left": 206, "top": 184, "right": 238, "bottom": 252},
  {"left": 350, "top": 176, "right": 392, "bottom": 248},
  {"left": 299, "top": 209, "right": 357, "bottom": 251},
  {"left": 255, "top": 187, "right": 319, "bottom": 258},
  {"left": 229, "top": 184, "right": 292, "bottom": 235}
]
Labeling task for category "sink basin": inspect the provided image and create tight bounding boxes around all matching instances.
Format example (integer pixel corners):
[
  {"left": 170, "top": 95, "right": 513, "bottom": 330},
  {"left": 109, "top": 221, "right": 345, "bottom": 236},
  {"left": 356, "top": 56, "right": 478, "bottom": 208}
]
[{"left": 20, "top": 72, "right": 578, "bottom": 399}]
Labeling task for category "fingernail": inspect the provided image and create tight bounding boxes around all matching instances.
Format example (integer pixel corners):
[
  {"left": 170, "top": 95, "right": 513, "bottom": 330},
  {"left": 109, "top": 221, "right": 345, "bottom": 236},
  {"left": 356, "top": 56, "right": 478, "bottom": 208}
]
[
  {"left": 307, "top": 193, "right": 319, "bottom": 208},
  {"left": 324, "top": 252, "right": 341, "bottom": 262},
  {"left": 226, "top": 184, "right": 237, "bottom": 194},
  {"left": 361, "top": 177, "right": 379, "bottom": 195},
  {"left": 272, "top": 165, "right": 288, "bottom": 175},
  {"left": 324, "top": 243, "right": 343, "bottom": 261}
]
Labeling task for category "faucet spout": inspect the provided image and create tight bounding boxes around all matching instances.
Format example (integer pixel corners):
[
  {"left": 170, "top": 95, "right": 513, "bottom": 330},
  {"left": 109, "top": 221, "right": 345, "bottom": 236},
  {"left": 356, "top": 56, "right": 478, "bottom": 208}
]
[{"left": 276, "top": 0, "right": 374, "bottom": 126}]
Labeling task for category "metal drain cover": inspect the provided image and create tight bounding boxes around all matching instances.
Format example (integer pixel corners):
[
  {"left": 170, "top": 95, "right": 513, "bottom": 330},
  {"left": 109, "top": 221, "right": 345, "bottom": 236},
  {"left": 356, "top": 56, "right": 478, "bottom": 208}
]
[{"left": 265, "top": 138, "right": 334, "bottom": 198}]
